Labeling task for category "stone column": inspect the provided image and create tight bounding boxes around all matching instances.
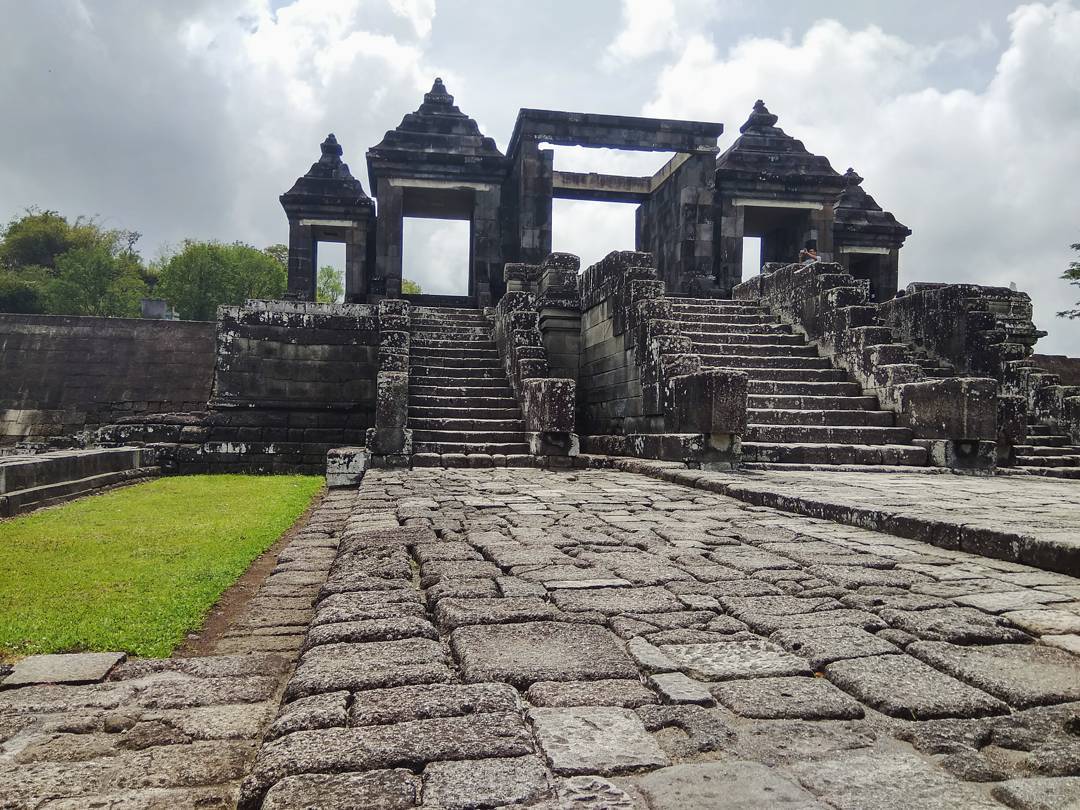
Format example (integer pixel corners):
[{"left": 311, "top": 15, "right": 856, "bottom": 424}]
[
  {"left": 716, "top": 196, "right": 744, "bottom": 295},
  {"left": 343, "top": 222, "right": 368, "bottom": 304},
  {"left": 286, "top": 221, "right": 316, "bottom": 300},
  {"left": 375, "top": 184, "right": 404, "bottom": 299}
]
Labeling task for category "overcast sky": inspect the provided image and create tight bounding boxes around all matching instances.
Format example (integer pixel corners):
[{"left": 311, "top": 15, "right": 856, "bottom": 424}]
[{"left": 1, "top": 0, "right": 1078, "bottom": 352}]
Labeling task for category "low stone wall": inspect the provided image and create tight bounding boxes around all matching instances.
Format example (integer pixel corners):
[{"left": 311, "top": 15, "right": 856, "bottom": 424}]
[
  {"left": 0, "top": 314, "right": 216, "bottom": 443},
  {"left": 0, "top": 446, "right": 158, "bottom": 516},
  {"left": 1034, "top": 354, "right": 1080, "bottom": 386}
]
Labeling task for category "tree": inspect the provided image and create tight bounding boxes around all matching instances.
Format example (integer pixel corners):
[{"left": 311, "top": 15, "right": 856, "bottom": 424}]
[
  {"left": 46, "top": 245, "right": 146, "bottom": 317},
  {"left": 316, "top": 264, "right": 344, "bottom": 303},
  {"left": 157, "top": 240, "right": 286, "bottom": 320},
  {"left": 1059, "top": 242, "right": 1080, "bottom": 319},
  {"left": 402, "top": 278, "right": 422, "bottom": 295},
  {"left": 264, "top": 243, "right": 288, "bottom": 269}
]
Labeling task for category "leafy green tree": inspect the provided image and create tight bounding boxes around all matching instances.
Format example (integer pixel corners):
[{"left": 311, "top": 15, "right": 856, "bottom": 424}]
[
  {"left": 264, "top": 243, "right": 288, "bottom": 269},
  {"left": 46, "top": 246, "right": 146, "bottom": 317},
  {"left": 1059, "top": 242, "right": 1080, "bottom": 319},
  {"left": 402, "top": 278, "right": 422, "bottom": 295},
  {"left": 0, "top": 271, "right": 45, "bottom": 313},
  {"left": 317, "top": 264, "right": 344, "bottom": 303},
  {"left": 157, "top": 240, "right": 286, "bottom": 320}
]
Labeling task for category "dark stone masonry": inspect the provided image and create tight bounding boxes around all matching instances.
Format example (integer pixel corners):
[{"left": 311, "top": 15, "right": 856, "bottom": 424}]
[{"left": 1, "top": 79, "right": 1079, "bottom": 807}]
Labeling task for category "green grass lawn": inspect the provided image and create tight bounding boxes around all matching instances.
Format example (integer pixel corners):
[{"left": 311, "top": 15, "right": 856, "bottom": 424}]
[{"left": 0, "top": 474, "right": 322, "bottom": 660}]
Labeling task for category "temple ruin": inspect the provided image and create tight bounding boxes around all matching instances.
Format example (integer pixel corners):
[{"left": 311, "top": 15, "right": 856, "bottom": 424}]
[{"left": 2, "top": 77, "right": 1078, "bottom": 502}]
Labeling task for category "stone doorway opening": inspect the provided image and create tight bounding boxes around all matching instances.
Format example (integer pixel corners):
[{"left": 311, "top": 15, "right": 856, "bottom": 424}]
[
  {"left": 314, "top": 242, "right": 345, "bottom": 304},
  {"left": 402, "top": 217, "right": 470, "bottom": 299},
  {"left": 551, "top": 198, "right": 637, "bottom": 272},
  {"left": 741, "top": 236, "right": 762, "bottom": 281}
]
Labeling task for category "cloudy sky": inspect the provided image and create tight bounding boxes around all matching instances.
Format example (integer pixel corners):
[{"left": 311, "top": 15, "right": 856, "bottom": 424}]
[{"left": 2, "top": 0, "right": 1078, "bottom": 352}]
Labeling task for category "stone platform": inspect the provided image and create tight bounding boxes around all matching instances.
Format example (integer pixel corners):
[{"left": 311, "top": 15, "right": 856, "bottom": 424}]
[
  {"left": 624, "top": 463, "right": 1080, "bottom": 577},
  {"left": 3, "top": 467, "right": 1079, "bottom": 808}
]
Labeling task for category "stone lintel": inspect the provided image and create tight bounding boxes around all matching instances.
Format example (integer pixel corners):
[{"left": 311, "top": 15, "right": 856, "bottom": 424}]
[{"left": 732, "top": 198, "right": 824, "bottom": 211}]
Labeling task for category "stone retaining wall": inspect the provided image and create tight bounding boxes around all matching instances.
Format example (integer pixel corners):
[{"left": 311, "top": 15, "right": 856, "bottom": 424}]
[{"left": 0, "top": 314, "right": 216, "bottom": 443}]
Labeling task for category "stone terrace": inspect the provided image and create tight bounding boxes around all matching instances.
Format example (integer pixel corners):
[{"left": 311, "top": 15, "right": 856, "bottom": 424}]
[{"left": 218, "top": 467, "right": 1080, "bottom": 809}]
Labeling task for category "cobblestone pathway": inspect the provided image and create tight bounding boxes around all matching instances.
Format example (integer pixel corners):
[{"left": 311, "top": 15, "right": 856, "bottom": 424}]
[
  {"left": 234, "top": 468, "right": 1080, "bottom": 809},
  {"left": 0, "top": 490, "right": 355, "bottom": 809}
]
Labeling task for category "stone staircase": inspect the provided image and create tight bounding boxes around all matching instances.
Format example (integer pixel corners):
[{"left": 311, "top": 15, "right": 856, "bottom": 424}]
[
  {"left": 668, "top": 297, "right": 929, "bottom": 467},
  {"left": 1011, "top": 424, "right": 1080, "bottom": 479},
  {"left": 408, "top": 307, "right": 530, "bottom": 463}
]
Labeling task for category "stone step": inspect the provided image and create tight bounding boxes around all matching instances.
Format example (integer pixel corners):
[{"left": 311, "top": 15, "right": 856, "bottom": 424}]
[
  {"left": 414, "top": 441, "right": 531, "bottom": 455},
  {"left": 411, "top": 452, "right": 536, "bottom": 468},
  {"left": 410, "top": 356, "right": 504, "bottom": 370},
  {"left": 697, "top": 354, "right": 834, "bottom": 370},
  {"left": 412, "top": 306, "right": 486, "bottom": 315},
  {"left": 1026, "top": 424, "right": 1068, "bottom": 437},
  {"left": 671, "top": 312, "right": 780, "bottom": 326},
  {"left": 410, "top": 365, "right": 507, "bottom": 379},
  {"left": 677, "top": 321, "right": 794, "bottom": 336},
  {"left": 745, "top": 424, "right": 914, "bottom": 445},
  {"left": 411, "top": 343, "right": 500, "bottom": 355},
  {"left": 408, "top": 418, "right": 525, "bottom": 432},
  {"left": 409, "top": 394, "right": 520, "bottom": 409},
  {"left": 669, "top": 303, "right": 765, "bottom": 315},
  {"left": 707, "top": 366, "right": 852, "bottom": 383},
  {"left": 1010, "top": 466, "right": 1080, "bottom": 480},
  {"left": 411, "top": 327, "right": 493, "bottom": 339},
  {"left": 1012, "top": 445, "right": 1080, "bottom": 457},
  {"left": 746, "top": 379, "right": 865, "bottom": 396},
  {"left": 410, "top": 376, "right": 514, "bottom": 390},
  {"left": 741, "top": 442, "right": 928, "bottom": 466},
  {"left": 682, "top": 331, "right": 806, "bottom": 346},
  {"left": 692, "top": 343, "right": 820, "bottom": 358},
  {"left": 747, "top": 408, "right": 896, "bottom": 427},
  {"left": 1014, "top": 455, "right": 1080, "bottom": 467},
  {"left": 409, "top": 405, "right": 522, "bottom": 419},
  {"left": 411, "top": 429, "right": 526, "bottom": 443},
  {"left": 1022, "top": 434, "right": 1071, "bottom": 447},
  {"left": 747, "top": 394, "right": 881, "bottom": 411}
]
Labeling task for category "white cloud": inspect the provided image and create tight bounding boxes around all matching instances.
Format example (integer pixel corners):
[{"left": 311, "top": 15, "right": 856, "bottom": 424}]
[
  {"left": 603, "top": 0, "right": 733, "bottom": 68},
  {"left": 641, "top": 2, "right": 1080, "bottom": 353}
]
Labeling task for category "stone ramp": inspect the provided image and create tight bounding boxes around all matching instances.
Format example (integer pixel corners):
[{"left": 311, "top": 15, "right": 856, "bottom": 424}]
[{"left": 234, "top": 467, "right": 1080, "bottom": 809}]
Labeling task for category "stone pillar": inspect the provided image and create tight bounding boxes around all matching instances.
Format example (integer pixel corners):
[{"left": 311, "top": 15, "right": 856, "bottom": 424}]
[
  {"left": 536, "top": 253, "right": 582, "bottom": 382},
  {"left": 518, "top": 143, "right": 553, "bottom": 264},
  {"left": 471, "top": 188, "right": 501, "bottom": 307},
  {"left": 286, "top": 222, "right": 316, "bottom": 300},
  {"left": 343, "top": 221, "right": 368, "bottom": 304},
  {"left": 375, "top": 184, "right": 404, "bottom": 299},
  {"left": 716, "top": 197, "right": 744, "bottom": 295}
]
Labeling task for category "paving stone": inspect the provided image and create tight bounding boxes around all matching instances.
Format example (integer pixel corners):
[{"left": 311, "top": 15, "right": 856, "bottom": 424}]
[
  {"left": 267, "top": 692, "right": 349, "bottom": 740},
  {"left": 840, "top": 592, "right": 951, "bottom": 612},
  {"left": 420, "top": 560, "right": 502, "bottom": 587},
  {"left": 543, "top": 577, "right": 633, "bottom": 589},
  {"left": 789, "top": 751, "right": 1003, "bottom": 809},
  {"left": 626, "top": 637, "right": 677, "bottom": 673},
  {"left": 647, "top": 672, "right": 715, "bottom": 705},
  {"left": 907, "top": 641, "right": 1080, "bottom": 709},
  {"left": 1042, "top": 634, "right": 1080, "bottom": 656},
  {"left": 302, "top": 617, "right": 437, "bottom": 649},
  {"left": 350, "top": 682, "right": 520, "bottom": 726},
  {"left": 414, "top": 541, "right": 482, "bottom": 563},
  {"left": 1002, "top": 608, "right": 1080, "bottom": 635},
  {"left": 526, "top": 679, "right": 657, "bottom": 708},
  {"left": 638, "top": 760, "right": 825, "bottom": 809},
  {"left": 732, "top": 718, "right": 886, "bottom": 767},
  {"left": 516, "top": 565, "right": 617, "bottom": 583},
  {"left": 809, "top": 565, "right": 931, "bottom": 589},
  {"left": 646, "top": 626, "right": 746, "bottom": 644},
  {"left": 635, "top": 704, "right": 737, "bottom": 757},
  {"left": 706, "top": 546, "right": 799, "bottom": 572},
  {"left": 879, "top": 607, "right": 1031, "bottom": 644},
  {"left": 548, "top": 586, "right": 682, "bottom": 614},
  {"left": 528, "top": 706, "right": 668, "bottom": 775},
  {"left": 242, "top": 713, "right": 534, "bottom": 804},
  {"left": 285, "top": 640, "right": 453, "bottom": 700},
  {"left": 311, "top": 594, "right": 426, "bottom": 627},
  {"left": 425, "top": 578, "right": 502, "bottom": 604},
  {"left": 720, "top": 595, "right": 843, "bottom": 617},
  {"left": 954, "top": 590, "right": 1072, "bottom": 614},
  {"left": 422, "top": 755, "right": 552, "bottom": 809},
  {"left": 711, "top": 676, "right": 865, "bottom": 719},
  {"left": 824, "top": 655, "right": 1008, "bottom": 719},
  {"left": 262, "top": 769, "right": 421, "bottom": 809},
  {"left": 554, "top": 775, "right": 638, "bottom": 809},
  {"left": 451, "top": 621, "right": 637, "bottom": 687},
  {"left": 659, "top": 639, "right": 811, "bottom": 681},
  {"left": 497, "top": 577, "right": 548, "bottom": 598},
  {"left": 738, "top": 608, "right": 886, "bottom": 634},
  {"left": 770, "top": 625, "right": 901, "bottom": 669},
  {"left": 434, "top": 596, "right": 557, "bottom": 630},
  {"left": 990, "top": 776, "right": 1080, "bottom": 810},
  {"left": 2, "top": 652, "right": 126, "bottom": 687}
]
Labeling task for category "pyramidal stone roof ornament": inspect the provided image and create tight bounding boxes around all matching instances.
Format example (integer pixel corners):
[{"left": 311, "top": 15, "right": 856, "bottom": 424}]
[
  {"left": 835, "top": 167, "right": 911, "bottom": 246},
  {"left": 717, "top": 99, "right": 844, "bottom": 200},
  {"left": 280, "top": 133, "right": 372, "bottom": 216},
  {"left": 366, "top": 77, "right": 506, "bottom": 193}
]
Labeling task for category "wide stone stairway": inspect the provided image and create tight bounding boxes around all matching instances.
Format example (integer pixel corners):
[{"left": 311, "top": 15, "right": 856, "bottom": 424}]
[
  {"left": 669, "top": 297, "right": 928, "bottom": 467},
  {"left": 409, "top": 306, "right": 530, "bottom": 461},
  {"left": 1012, "top": 424, "right": 1080, "bottom": 479}
]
